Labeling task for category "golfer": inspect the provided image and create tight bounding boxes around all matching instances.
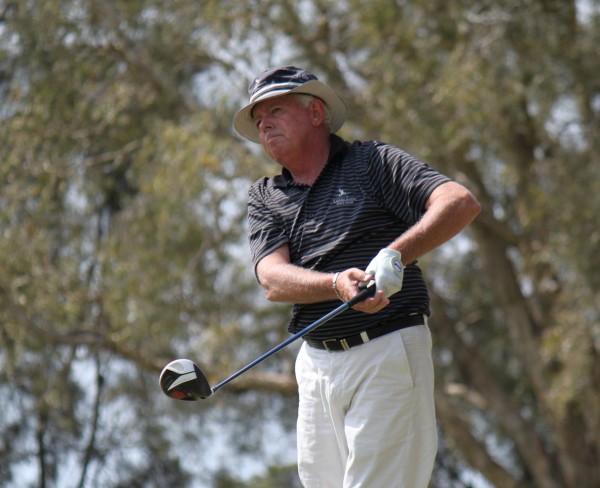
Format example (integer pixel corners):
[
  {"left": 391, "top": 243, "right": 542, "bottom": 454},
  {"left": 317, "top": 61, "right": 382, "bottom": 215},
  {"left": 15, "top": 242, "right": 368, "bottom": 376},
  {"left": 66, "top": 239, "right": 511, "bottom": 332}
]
[{"left": 233, "top": 66, "right": 481, "bottom": 487}]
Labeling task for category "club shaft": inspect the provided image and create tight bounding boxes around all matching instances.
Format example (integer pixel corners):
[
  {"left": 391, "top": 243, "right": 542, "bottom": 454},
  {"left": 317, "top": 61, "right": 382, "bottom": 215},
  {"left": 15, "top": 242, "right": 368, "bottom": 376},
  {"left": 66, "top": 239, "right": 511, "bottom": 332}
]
[{"left": 211, "top": 284, "right": 375, "bottom": 393}]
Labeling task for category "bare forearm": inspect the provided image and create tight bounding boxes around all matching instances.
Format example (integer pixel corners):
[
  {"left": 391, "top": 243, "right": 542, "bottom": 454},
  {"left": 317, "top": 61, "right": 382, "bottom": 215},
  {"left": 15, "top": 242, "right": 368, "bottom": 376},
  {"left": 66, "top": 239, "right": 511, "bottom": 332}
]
[
  {"left": 258, "top": 262, "right": 336, "bottom": 303},
  {"left": 391, "top": 182, "right": 481, "bottom": 264}
]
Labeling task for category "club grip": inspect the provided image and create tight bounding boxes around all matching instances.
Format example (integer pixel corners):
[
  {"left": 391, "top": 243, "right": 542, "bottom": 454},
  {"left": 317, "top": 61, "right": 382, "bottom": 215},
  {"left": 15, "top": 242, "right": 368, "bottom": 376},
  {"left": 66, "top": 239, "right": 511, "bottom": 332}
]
[{"left": 345, "top": 281, "right": 376, "bottom": 307}]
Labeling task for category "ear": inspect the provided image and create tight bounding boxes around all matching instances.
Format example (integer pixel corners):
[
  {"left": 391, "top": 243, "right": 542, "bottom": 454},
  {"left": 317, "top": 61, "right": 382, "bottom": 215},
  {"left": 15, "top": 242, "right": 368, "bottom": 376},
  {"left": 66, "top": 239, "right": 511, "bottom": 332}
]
[{"left": 308, "top": 98, "right": 326, "bottom": 127}]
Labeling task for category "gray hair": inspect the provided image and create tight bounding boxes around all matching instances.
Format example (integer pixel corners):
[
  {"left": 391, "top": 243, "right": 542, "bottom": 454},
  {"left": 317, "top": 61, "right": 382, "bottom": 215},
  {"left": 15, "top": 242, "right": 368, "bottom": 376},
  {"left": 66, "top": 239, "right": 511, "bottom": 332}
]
[{"left": 293, "top": 93, "right": 331, "bottom": 130}]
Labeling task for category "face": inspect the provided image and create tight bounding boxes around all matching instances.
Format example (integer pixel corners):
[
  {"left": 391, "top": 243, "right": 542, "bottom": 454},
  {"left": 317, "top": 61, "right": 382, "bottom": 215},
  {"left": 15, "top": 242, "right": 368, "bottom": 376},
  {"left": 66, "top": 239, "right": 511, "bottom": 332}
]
[{"left": 251, "top": 94, "right": 317, "bottom": 163}]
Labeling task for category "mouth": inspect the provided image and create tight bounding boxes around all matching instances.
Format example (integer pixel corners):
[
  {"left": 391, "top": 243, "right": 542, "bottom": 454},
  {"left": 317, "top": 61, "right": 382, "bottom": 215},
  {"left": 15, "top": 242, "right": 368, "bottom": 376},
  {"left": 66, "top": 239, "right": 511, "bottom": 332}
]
[{"left": 264, "top": 133, "right": 284, "bottom": 145}]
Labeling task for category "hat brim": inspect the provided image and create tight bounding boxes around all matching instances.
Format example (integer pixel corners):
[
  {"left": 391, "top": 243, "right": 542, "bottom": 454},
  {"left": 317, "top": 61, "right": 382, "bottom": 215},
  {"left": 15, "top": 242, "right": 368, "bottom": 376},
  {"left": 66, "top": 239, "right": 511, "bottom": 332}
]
[{"left": 233, "top": 80, "right": 347, "bottom": 143}]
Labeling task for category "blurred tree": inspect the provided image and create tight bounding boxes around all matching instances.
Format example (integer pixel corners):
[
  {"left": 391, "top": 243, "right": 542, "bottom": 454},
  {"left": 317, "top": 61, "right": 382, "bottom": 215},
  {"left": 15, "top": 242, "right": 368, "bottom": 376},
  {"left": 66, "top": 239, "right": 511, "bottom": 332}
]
[
  {"left": 213, "top": 464, "right": 302, "bottom": 488},
  {"left": 1, "top": 0, "right": 598, "bottom": 487},
  {"left": 0, "top": 0, "right": 288, "bottom": 486}
]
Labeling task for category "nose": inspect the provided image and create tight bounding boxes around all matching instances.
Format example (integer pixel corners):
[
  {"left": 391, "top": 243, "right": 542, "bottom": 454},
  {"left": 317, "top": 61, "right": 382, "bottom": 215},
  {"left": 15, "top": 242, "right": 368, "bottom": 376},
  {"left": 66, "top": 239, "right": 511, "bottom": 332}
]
[{"left": 257, "top": 115, "right": 273, "bottom": 134}]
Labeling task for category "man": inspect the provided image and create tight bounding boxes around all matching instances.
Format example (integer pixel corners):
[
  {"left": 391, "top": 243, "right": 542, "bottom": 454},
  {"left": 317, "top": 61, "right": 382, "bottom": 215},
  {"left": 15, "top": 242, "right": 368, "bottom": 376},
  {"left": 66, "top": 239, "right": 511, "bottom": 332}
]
[{"left": 233, "top": 66, "right": 481, "bottom": 487}]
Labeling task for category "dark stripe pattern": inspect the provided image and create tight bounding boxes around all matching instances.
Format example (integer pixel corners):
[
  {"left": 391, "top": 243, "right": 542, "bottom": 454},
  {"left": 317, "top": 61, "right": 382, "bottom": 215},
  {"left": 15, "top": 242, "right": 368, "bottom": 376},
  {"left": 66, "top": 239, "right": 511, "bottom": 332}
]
[{"left": 247, "top": 135, "right": 450, "bottom": 340}]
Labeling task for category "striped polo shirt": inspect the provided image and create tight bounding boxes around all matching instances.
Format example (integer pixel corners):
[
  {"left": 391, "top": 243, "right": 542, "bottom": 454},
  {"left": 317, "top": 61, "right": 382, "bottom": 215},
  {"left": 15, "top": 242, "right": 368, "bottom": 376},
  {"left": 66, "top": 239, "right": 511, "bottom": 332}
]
[{"left": 247, "top": 135, "right": 450, "bottom": 341}]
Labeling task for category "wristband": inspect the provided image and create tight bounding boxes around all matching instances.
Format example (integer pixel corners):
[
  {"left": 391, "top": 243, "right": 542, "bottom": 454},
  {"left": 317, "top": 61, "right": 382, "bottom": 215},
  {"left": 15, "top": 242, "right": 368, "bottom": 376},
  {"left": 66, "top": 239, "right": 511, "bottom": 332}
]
[{"left": 332, "top": 272, "right": 344, "bottom": 302}]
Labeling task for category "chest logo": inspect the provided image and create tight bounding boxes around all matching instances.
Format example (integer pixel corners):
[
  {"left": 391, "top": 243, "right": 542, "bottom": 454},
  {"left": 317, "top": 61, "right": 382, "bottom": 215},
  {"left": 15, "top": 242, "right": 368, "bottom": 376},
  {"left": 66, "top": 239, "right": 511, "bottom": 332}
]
[{"left": 332, "top": 187, "right": 358, "bottom": 206}]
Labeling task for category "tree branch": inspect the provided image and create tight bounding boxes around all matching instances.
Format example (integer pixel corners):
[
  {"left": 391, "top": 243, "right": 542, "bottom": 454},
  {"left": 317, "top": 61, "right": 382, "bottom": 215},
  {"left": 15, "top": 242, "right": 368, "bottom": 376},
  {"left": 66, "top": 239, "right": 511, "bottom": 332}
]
[{"left": 430, "top": 289, "right": 563, "bottom": 487}]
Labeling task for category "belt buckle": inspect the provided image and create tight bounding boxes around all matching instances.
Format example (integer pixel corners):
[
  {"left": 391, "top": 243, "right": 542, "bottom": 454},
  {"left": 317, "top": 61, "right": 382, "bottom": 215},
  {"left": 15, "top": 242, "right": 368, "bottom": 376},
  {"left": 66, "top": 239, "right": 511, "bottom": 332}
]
[{"left": 321, "top": 338, "right": 350, "bottom": 351}]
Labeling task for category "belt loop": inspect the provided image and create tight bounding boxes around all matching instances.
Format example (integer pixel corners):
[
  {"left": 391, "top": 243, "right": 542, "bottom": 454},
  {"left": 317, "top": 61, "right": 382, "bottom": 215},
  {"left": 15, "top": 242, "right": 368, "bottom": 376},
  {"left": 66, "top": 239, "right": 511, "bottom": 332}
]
[{"left": 360, "top": 331, "right": 370, "bottom": 343}]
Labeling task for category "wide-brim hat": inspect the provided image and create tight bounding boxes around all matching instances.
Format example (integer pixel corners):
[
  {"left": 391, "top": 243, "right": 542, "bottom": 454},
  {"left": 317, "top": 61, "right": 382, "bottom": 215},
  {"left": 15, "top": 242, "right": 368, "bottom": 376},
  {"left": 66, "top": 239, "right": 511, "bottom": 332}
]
[{"left": 233, "top": 66, "right": 347, "bottom": 143}]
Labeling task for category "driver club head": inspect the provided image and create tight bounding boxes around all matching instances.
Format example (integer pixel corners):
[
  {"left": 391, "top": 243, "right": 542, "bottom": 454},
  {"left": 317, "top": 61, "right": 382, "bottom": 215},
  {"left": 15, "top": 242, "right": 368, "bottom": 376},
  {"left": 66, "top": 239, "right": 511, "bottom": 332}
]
[{"left": 159, "top": 359, "right": 213, "bottom": 400}]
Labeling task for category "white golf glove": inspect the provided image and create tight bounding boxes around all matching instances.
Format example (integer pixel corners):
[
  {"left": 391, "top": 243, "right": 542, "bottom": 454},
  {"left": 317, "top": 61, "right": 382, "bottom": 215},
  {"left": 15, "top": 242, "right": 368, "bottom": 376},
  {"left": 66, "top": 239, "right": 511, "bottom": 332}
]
[{"left": 365, "top": 248, "right": 404, "bottom": 298}]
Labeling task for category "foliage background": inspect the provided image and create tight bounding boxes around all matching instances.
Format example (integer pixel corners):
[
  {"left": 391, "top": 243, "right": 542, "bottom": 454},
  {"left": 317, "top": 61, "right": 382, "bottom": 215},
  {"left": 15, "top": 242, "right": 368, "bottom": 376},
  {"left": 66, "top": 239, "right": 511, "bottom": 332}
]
[{"left": 1, "top": 0, "right": 599, "bottom": 487}]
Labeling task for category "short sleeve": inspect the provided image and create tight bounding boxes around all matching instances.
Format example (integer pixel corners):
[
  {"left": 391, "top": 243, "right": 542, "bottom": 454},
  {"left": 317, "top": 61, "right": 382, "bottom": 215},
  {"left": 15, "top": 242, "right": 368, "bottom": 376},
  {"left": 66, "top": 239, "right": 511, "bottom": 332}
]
[
  {"left": 366, "top": 143, "right": 451, "bottom": 225},
  {"left": 247, "top": 180, "right": 289, "bottom": 273}
]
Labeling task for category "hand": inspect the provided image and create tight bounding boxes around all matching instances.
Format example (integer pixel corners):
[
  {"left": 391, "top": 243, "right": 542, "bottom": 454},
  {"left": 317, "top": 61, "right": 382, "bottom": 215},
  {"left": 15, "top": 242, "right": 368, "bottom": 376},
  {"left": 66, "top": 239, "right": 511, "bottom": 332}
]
[
  {"left": 333, "top": 268, "right": 388, "bottom": 314},
  {"left": 365, "top": 248, "right": 404, "bottom": 298}
]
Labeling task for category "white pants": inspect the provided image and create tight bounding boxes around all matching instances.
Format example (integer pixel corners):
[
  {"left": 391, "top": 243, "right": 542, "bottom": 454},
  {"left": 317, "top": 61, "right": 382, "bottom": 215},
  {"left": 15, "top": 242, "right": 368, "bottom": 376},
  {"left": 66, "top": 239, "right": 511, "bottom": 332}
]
[{"left": 295, "top": 324, "right": 437, "bottom": 488}]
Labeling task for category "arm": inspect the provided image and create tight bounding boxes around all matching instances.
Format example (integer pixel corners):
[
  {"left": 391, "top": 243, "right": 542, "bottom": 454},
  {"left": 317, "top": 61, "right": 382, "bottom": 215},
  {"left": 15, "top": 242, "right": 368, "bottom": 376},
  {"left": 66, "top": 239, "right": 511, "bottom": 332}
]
[
  {"left": 255, "top": 245, "right": 387, "bottom": 311},
  {"left": 335, "top": 181, "right": 480, "bottom": 308},
  {"left": 388, "top": 181, "right": 481, "bottom": 264},
  {"left": 256, "top": 245, "right": 340, "bottom": 303}
]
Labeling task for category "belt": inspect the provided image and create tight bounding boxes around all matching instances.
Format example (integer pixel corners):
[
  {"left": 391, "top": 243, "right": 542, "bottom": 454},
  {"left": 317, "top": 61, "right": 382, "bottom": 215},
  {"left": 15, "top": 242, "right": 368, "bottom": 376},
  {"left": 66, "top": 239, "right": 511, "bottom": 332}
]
[{"left": 305, "top": 314, "right": 426, "bottom": 352}]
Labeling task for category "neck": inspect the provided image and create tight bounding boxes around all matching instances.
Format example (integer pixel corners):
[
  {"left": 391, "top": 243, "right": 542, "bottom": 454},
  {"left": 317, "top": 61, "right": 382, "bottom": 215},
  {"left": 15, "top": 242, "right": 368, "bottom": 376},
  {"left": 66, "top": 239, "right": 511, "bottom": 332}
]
[{"left": 283, "top": 135, "right": 331, "bottom": 185}]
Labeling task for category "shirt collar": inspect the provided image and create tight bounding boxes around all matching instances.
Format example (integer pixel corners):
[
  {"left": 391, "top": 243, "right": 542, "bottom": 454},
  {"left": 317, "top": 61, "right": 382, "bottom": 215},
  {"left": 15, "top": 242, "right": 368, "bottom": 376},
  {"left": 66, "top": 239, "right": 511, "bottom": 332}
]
[{"left": 272, "top": 135, "right": 348, "bottom": 188}]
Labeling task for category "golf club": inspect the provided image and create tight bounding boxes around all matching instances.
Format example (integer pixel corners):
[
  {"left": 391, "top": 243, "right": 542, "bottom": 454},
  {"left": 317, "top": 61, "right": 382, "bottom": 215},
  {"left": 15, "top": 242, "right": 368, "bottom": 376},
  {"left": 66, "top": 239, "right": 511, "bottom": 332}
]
[{"left": 159, "top": 282, "right": 376, "bottom": 400}]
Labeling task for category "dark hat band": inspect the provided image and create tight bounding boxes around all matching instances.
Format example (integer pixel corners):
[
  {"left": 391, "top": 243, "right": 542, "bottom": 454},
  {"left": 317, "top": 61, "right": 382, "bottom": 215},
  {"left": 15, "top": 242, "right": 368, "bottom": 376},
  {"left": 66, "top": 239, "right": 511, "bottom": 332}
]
[
  {"left": 249, "top": 81, "right": 307, "bottom": 104},
  {"left": 248, "top": 66, "right": 317, "bottom": 98}
]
